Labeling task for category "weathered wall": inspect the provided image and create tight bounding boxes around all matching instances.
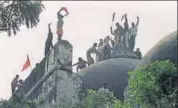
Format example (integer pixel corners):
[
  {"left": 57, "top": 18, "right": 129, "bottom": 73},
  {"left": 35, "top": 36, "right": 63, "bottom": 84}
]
[
  {"left": 37, "top": 40, "right": 82, "bottom": 108},
  {"left": 17, "top": 40, "right": 82, "bottom": 108}
]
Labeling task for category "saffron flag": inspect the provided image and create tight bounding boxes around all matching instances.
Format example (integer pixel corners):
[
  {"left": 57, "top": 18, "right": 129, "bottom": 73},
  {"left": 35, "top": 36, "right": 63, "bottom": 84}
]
[
  {"left": 21, "top": 55, "right": 31, "bottom": 71},
  {"left": 62, "top": 7, "right": 69, "bottom": 14},
  {"left": 112, "top": 12, "right": 115, "bottom": 22}
]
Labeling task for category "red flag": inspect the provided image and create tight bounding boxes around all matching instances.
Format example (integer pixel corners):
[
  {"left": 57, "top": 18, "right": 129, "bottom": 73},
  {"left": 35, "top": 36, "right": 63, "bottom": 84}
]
[
  {"left": 62, "top": 7, "right": 69, "bottom": 14},
  {"left": 21, "top": 55, "right": 31, "bottom": 71}
]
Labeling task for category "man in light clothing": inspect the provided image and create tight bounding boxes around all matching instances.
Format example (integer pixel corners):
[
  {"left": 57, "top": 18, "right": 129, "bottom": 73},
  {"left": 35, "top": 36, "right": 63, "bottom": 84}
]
[
  {"left": 129, "top": 16, "right": 140, "bottom": 51},
  {"left": 98, "top": 83, "right": 109, "bottom": 94}
]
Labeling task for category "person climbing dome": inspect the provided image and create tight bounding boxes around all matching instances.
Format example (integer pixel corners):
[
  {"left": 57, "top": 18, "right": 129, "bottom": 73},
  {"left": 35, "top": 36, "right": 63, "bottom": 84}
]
[
  {"left": 11, "top": 74, "right": 19, "bottom": 95},
  {"left": 56, "top": 7, "right": 69, "bottom": 41},
  {"left": 45, "top": 23, "right": 53, "bottom": 56},
  {"left": 129, "top": 16, "right": 140, "bottom": 51},
  {"left": 72, "top": 57, "right": 88, "bottom": 72},
  {"left": 103, "top": 36, "right": 112, "bottom": 59},
  {"left": 86, "top": 43, "right": 98, "bottom": 66},
  {"left": 96, "top": 39, "right": 104, "bottom": 62},
  {"left": 134, "top": 48, "right": 142, "bottom": 59}
]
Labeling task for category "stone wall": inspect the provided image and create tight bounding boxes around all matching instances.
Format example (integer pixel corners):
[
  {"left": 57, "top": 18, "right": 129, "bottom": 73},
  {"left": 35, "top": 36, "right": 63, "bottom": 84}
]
[
  {"left": 17, "top": 40, "right": 82, "bottom": 108},
  {"left": 37, "top": 40, "right": 82, "bottom": 108}
]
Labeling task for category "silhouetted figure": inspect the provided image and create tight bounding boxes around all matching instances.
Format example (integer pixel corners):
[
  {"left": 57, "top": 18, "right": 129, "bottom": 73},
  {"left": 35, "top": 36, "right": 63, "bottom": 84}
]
[
  {"left": 73, "top": 57, "right": 88, "bottom": 72},
  {"left": 11, "top": 75, "right": 19, "bottom": 94},
  {"left": 110, "top": 23, "right": 124, "bottom": 45},
  {"left": 56, "top": 7, "right": 69, "bottom": 41},
  {"left": 45, "top": 23, "right": 53, "bottom": 56},
  {"left": 122, "top": 14, "right": 129, "bottom": 48},
  {"left": 134, "top": 48, "right": 142, "bottom": 59},
  {"left": 98, "top": 83, "right": 109, "bottom": 94},
  {"left": 96, "top": 39, "right": 104, "bottom": 62},
  {"left": 103, "top": 36, "right": 111, "bottom": 59},
  {"left": 86, "top": 43, "right": 98, "bottom": 66},
  {"left": 129, "top": 16, "right": 140, "bottom": 51}
]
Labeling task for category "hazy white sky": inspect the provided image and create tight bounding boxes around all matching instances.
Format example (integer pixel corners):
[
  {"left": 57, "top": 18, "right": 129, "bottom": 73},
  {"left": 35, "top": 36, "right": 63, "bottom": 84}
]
[{"left": 0, "top": 1, "right": 177, "bottom": 99}]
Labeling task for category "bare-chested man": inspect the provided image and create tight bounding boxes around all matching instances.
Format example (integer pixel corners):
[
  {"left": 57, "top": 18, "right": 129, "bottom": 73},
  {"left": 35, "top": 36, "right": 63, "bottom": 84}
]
[
  {"left": 73, "top": 57, "right": 88, "bottom": 72},
  {"left": 56, "top": 7, "right": 69, "bottom": 41},
  {"left": 45, "top": 23, "right": 53, "bottom": 56},
  {"left": 11, "top": 74, "right": 19, "bottom": 94},
  {"left": 86, "top": 43, "right": 98, "bottom": 66}
]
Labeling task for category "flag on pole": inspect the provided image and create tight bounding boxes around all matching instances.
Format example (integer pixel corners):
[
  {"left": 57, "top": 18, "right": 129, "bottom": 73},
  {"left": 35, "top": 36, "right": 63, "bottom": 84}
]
[
  {"left": 112, "top": 12, "right": 115, "bottom": 22},
  {"left": 21, "top": 55, "right": 31, "bottom": 71}
]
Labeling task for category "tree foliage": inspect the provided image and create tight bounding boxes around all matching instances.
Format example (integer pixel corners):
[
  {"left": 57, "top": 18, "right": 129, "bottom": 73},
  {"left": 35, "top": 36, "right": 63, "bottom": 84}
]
[
  {"left": 0, "top": 94, "right": 43, "bottom": 108},
  {"left": 125, "top": 60, "right": 178, "bottom": 108},
  {"left": 0, "top": 0, "right": 45, "bottom": 36},
  {"left": 76, "top": 89, "right": 125, "bottom": 108}
]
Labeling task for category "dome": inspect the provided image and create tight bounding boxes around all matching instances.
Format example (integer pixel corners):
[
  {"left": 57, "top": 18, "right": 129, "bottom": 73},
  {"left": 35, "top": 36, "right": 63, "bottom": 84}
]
[
  {"left": 78, "top": 58, "right": 140, "bottom": 100},
  {"left": 137, "top": 30, "right": 177, "bottom": 68}
]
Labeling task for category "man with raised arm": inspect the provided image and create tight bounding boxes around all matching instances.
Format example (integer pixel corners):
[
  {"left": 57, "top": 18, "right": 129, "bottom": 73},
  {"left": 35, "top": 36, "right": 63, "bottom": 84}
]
[
  {"left": 122, "top": 13, "right": 130, "bottom": 48},
  {"left": 110, "top": 22, "right": 124, "bottom": 45},
  {"left": 129, "top": 16, "right": 140, "bottom": 51},
  {"left": 45, "top": 23, "right": 53, "bottom": 56},
  {"left": 56, "top": 7, "right": 69, "bottom": 41}
]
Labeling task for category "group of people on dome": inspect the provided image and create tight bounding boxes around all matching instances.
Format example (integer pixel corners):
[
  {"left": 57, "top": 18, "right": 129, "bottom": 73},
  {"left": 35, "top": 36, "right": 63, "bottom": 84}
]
[
  {"left": 73, "top": 13, "right": 142, "bottom": 72},
  {"left": 43, "top": 7, "right": 142, "bottom": 72}
]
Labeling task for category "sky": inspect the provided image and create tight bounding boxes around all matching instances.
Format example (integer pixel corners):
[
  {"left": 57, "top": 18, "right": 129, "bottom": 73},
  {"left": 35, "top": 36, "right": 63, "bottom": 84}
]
[{"left": 0, "top": 1, "right": 177, "bottom": 99}]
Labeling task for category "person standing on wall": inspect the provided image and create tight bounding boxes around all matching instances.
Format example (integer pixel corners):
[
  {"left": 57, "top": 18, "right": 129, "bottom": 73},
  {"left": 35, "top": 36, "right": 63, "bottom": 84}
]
[{"left": 56, "top": 7, "right": 69, "bottom": 41}]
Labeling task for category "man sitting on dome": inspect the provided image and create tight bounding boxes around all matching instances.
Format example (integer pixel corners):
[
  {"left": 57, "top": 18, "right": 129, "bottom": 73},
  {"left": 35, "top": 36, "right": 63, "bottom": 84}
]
[
  {"left": 86, "top": 43, "right": 99, "bottom": 66},
  {"left": 98, "top": 83, "right": 109, "bottom": 94},
  {"left": 73, "top": 57, "right": 88, "bottom": 72},
  {"left": 134, "top": 48, "right": 142, "bottom": 59}
]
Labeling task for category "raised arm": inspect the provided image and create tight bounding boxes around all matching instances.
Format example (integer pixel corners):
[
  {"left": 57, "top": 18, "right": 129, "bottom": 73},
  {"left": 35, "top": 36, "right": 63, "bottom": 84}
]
[
  {"left": 57, "top": 8, "right": 63, "bottom": 15},
  {"left": 124, "top": 14, "right": 128, "bottom": 26},
  {"left": 48, "top": 23, "right": 52, "bottom": 33},
  {"left": 135, "top": 16, "right": 139, "bottom": 27},
  {"left": 110, "top": 27, "right": 114, "bottom": 35}
]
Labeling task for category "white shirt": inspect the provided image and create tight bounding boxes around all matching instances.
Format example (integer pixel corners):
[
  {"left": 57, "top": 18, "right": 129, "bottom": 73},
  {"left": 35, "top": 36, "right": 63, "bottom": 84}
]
[
  {"left": 129, "top": 27, "right": 137, "bottom": 36},
  {"left": 98, "top": 87, "right": 109, "bottom": 94}
]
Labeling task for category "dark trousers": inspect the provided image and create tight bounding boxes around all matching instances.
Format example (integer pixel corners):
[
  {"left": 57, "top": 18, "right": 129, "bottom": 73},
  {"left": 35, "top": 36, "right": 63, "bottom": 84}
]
[
  {"left": 11, "top": 85, "right": 16, "bottom": 94},
  {"left": 129, "top": 35, "right": 136, "bottom": 51}
]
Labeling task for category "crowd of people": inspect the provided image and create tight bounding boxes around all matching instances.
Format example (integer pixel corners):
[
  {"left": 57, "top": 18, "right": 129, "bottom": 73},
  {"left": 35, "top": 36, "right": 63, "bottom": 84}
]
[
  {"left": 73, "top": 13, "right": 142, "bottom": 72},
  {"left": 11, "top": 75, "right": 23, "bottom": 95}
]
